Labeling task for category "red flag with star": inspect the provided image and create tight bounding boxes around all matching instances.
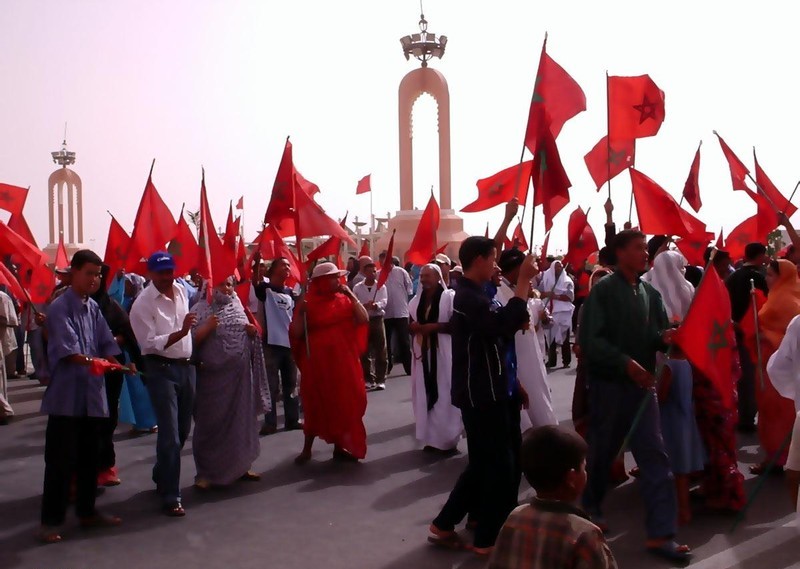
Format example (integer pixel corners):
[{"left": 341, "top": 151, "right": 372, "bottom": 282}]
[
  {"left": 682, "top": 141, "right": 702, "bottom": 213},
  {"left": 630, "top": 169, "right": 709, "bottom": 238},
  {"left": 743, "top": 186, "right": 779, "bottom": 237},
  {"left": 674, "top": 267, "right": 735, "bottom": 410},
  {"left": 512, "top": 222, "right": 529, "bottom": 252},
  {"left": 258, "top": 225, "right": 305, "bottom": 286},
  {"left": 7, "top": 213, "right": 37, "bottom": 249},
  {"left": 197, "top": 170, "right": 237, "bottom": 294},
  {"left": 265, "top": 139, "right": 296, "bottom": 227},
  {"left": 532, "top": 121, "right": 571, "bottom": 231},
  {"left": 25, "top": 264, "right": 56, "bottom": 304},
  {"left": 607, "top": 75, "right": 666, "bottom": 140},
  {"left": 0, "top": 220, "right": 46, "bottom": 269},
  {"left": 376, "top": 230, "right": 396, "bottom": 290},
  {"left": 306, "top": 214, "right": 348, "bottom": 263},
  {"left": 754, "top": 150, "right": 797, "bottom": 217},
  {"left": 724, "top": 215, "right": 761, "bottom": 261},
  {"left": 524, "top": 36, "right": 586, "bottom": 152},
  {"left": 0, "top": 262, "right": 27, "bottom": 304},
  {"left": 0, "top": 183, "right": 28, "bottom": 215},
  {"left": 103, "top": 216, "right": 131, "bottom": 285},
  {"left": 675, "top": 234, "right": 711, "bottom": 267},
  {"left": 126, "top": 168, "right": 177, "bottom": 269},
  {"left": 55, "top": 234, "right": 69, "bottom": 270},
  {"left": 714, "top": 132, "right": 750, "bottom": 192},
  {"left": 168, "top": 208, "right": 201, "bottom": 277},
  {"left": 405, "top": 195, "right": 440, "bottom": 265},
  {"left": 294, "top": 168, "right": 320, "bottom": 198},
  {"left": 462, "top": 161, "right": 533, "bottom": 213},
  {"left": 356, "top": 174, "right": 371, "bottom": 195},
  {"left": 562, "top": 207, "right": 599, "bottom": 269},
  {"left": 584, "top": 136, "right": 635, "bottom": 190}
]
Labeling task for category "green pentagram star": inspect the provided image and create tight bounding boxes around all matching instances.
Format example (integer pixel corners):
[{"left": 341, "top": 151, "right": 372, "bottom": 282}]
[
  {"left": 608, "top": 148, "right": 626, "bottom": 165},
  {"left": 168, "top": 240, "right": 183, "bottom": 257},
  {"left": 633, "top": 94, "right": 658, "bottom": 124},
  {"left": 531, "top": 76, "right": 543, "bottom": 103},
  {"left": 708, "top": 320, "right": 730, "bottom": 355}
]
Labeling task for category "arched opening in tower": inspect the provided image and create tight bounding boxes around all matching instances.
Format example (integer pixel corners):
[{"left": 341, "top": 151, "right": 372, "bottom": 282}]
[{"left": 410, "top": 92, "right": 440, "bottom": 211}]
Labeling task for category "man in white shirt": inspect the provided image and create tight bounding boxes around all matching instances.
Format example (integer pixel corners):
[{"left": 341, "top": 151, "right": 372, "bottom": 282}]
[
  {"left": 129, "top": 252, "right": 196, "bottom": 518},
  {"left": 0, "top": 289, "right": 17, "bottom": 423},
  {"left": 382, "top": 256, "right": 413, "bottom": 376},
  {"left": 353, "top": 258, "right": 389, "bottom": 390}
]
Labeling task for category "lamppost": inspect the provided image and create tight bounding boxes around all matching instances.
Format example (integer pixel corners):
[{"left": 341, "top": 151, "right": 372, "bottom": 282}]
[{"left": 399, "top": 13, "right": 447, "bottom": 68}]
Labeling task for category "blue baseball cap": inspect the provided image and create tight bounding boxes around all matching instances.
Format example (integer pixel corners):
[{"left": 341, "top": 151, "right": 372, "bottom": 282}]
[{"left": 147, "top": 251, "right": 176, "bottom": 273}]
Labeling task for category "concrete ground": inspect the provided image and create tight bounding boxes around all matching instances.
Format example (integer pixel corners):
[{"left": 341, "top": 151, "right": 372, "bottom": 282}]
[{"left": 1, "top": 367, "right": 799, "bottom": 569}]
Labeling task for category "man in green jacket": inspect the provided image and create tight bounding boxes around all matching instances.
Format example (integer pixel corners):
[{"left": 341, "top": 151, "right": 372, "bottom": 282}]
[{"left": 579, "top": 230, "right": 691, "bottom": 564}]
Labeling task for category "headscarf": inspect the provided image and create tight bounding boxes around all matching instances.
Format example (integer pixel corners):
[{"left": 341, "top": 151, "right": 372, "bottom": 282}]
[
  {"left": 192, "top": 280, "right": 249, "bottom": 357},
  {"left": 646, "top": 251, "right": 695, "bottom": 323},
  {"left": 760, "top": 259, "right": 800, "bottom": 349},
  {"left": 412, "top": 264, "right": 446, "bottom": 410}
]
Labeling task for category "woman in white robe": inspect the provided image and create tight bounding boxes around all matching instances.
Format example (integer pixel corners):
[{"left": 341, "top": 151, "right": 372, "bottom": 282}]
[
  {"left": 538, "top": 261, "right": 575, "bottom": 368},
  {"left": 409, "top": 265, "right": 462, "bottom": 452}
]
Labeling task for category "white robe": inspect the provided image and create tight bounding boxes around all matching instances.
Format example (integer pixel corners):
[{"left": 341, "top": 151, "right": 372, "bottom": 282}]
[
  {"left": 530, "top": 297, "right": 548, "bottom": 362},
  {"left": 409, "top": 288, "right": 462, "bottom": 450},
  {"left": 539, "top": 267, "right": 574, "bottom": 344},
  {"left": 496, "top": 281, "right": 558, "bottom": 431}
]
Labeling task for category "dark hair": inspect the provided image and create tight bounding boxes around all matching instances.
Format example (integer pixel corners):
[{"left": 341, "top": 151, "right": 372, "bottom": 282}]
[
  {"left": 704, "top": 246, "right": 731, "bottom": 266},
  {"left": 459, "top": 236, "right": 496, "bottom": 271},
  {"left": 744, "top": 242, "right": 767, "bottom": 261},
  {"left": 498, "top": 248, "right": 526, "bottom": 274},
  {"left": 597, "top": 246, "right": 615, "bottom": 267},
  {"left": 70, "top": 249, "right": 103, "bottom": 270},
  {"left": 267, "top": 257, "right": 289, "bottom": 277},
  {"left": 521, "top": 425, "right": 587, "bottom": 493},
  {"left": 612, "top": 229, "right": 646, "bottom": 253},
  {"left": 684, "top": 265, "right": 703, "bottom": 288},
  {"left": 647, "top": 235, "right": 669, "bottom": 261}
]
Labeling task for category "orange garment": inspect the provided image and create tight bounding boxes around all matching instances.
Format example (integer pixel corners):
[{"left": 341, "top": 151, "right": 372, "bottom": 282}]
[{"left": 293, "top": 286, "right": 369, "bottom": 459}]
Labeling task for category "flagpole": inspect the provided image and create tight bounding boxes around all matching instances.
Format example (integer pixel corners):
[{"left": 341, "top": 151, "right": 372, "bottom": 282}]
[
  {"left": 781, "top": 180, "right": 800, "bottom": 218},
  {"left": 519, "top": 32, "right": 547, "bottom": 242},
  {"left": 369, "top": 184, "right": 374, "bottom": 258},
  {"left": 149, "top": 158, "right": 155, "bottom": 179},
  {"left": 605, "top": 71, "right": 612, "bottom": 202},
  {"left": 750, "top": 279, "right": 765, "bottom": 390}
]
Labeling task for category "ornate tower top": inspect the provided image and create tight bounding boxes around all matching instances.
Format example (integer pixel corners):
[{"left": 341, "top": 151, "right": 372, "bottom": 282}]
[
  {"left": 399, "top": 11, "right": 447, "bottom": 68},
  {"left": 51, "top": 138, "right": 76, "bottom": 167}
]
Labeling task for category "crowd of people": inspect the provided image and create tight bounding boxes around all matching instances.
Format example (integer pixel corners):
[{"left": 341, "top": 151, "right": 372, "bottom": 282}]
[{"left": 3, "top": 197, "right": 800, "bottom": 568}]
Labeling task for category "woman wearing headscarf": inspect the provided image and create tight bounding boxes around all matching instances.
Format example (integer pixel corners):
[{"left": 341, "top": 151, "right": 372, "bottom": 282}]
[
  {"left": 409, "top": 264, "right": 461, "bottom": 453},
  {"left": 291, "top": 263, "right": 369, "bottom": 464},
  {"left": 743, "top": 259, "right": 800, "bottom": 474},
  {"left": 538, "top": 260, "right": 575, "bottom": 368},
  {"left": 190, "top": 277, "right": 270, "bottom": 489}
]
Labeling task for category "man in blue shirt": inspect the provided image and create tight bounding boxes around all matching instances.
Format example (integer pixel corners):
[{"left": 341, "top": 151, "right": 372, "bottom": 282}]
[{"left": 38, "top": 250, "right": 125, "bottom": 544}]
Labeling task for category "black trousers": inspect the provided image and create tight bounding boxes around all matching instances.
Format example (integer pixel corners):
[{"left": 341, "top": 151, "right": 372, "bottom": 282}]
[
  {"left": 98, "top": 372, "right": 124, "bottom": 471},
  {"left": 41, "top": 415, "right": 102, "bottom": 526},
  {"left": 384, "top": 317, "right": 411, "bottom": 376},
  {"left": 548, "top": 337, "right": 572, "bottom": 367},
  {"left": 735, "top": 330, "right": 757, "bottom": 428},
  {"left": 433, "top": 400, "right": 519, "bottom": 548}
]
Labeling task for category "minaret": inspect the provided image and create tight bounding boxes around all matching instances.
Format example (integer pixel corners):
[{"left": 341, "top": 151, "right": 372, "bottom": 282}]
[{"left": 46, "top": 136, "right": 84, "bottom": 257}]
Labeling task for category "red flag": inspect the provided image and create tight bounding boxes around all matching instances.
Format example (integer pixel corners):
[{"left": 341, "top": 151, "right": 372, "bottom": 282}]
[
  {"left": 484, "top": 224, "right": 490, "bottom": 238},
  {"left": 532, "top": 122, "right": 571, "bottom": 231},
  {"left": 168, "top": 210, "right": 201, "bottom": 278},
  {"left": 511, "top": 222, "right": 529, "bottom": 252},
  {"left": 0, "top": 262, "right": 27, "bottom": 304},
  {"left": 236, "top": 196, "right": 244, "bottom": 210},
  {"left": 716, "top": 228, "right": 725, "bottom": 251},
  {"left": 754, "top": 150, "right": 797, "bottom": 217},
  {"left": 265, "top": 139, "right": 296, "bottom": 227},
  {"left": 675, "top": 234, "right": 711, "bottom": 267},
  {"left": 540, "top": 231, "right": 551, "bottom": 260},
  {"left": 682, "top": 142, "right": 702, "bottom": 213},
  {"left": 197, "top": 171, "right": 237, "bottom": 294},
  {"left": 607, "top": 75, "right": 666, "bottom": 140},
  {"left": 259, "top": 225, "right": 305, "bottom": 286},
  {"left": 743, "top": 186, "right": 779, "bottom": 237},
  {"left": 435, "top": 243, "right": 448, "bottom": 256},
  {"left": 286, "top": 182, "right": 356, "bottom": 246},
  {"left": 0, "top": 183, "right": 28, "bottom": 215},
  {"left": 584, "top": 136, "right": 635, "bottom": 190},
  {"left": 236, "top": 238, "right": 249, "bottom": 280},
  {"left": 25, "top": 264, "right": 56, "bottom": 304},
  {"left": 55, "top": 234, "right": 69, "bottom": 270},
  {"left": 103, "top": 216, "right": 131, "bottom": 285},
  {"left": 127, "top": 167, "right": 177, "bottom": 269},
  {"left": 674, "top": 268, "right": 735, "bottom": 410},
  {"left": 524, "top": 37, "right": 586, "bottom": 152},
  {"left": 307, "top": 235, "right": 342, "bottom": 262},
  {"left": 714, "top": 132, "right": 750, "bottom": 192},
  {"left": 724, "top": 215, "right": 761, "bottom": 262},
  {"left": 630, "top": 169, "right": 709, "bottom": 238},
  {"left": 358, "top": 240, "right": 370, "bottom": 258},
  {"left": 462, "top": 161, "right": 533, "bottom": 213},
  {"left": 7, "top": 213, "right": 37, "bottom": 249},
  {"left": 376, "top": 230, "right": 396, "bottom": 290},
  {"left": 223, "top": 203, "right": 240, "bottom": 252},
  {"left": 0, "top": 220, "right": 46, "bottom": 269},
  {"left": 562, "top": 208, "right": 599, "bottom": 269},
  {"left": 356, "top": 174, "right": 371, "bottom": 195},
  {"left": 294, "top": 168, "right": 320, "bottom": 198},
  {"left": 406, "top": 195, "right": 440, "bottom": 265}
]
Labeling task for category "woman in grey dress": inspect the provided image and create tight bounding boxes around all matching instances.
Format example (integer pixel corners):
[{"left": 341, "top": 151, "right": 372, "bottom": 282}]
[{"left": 191, "top": 278, "right": 270, "bottom": 489}]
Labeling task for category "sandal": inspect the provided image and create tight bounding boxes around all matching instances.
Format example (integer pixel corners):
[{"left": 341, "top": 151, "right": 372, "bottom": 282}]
[
  {"left": 239, "top": 471, "right": 261, "bottom": 482},
  {"left": 194, "top": 479, "right": 211, "bottom": 491},
  {"left": 427, "top": 525, "right": 463, "bottom": 550},
  {"left": 467, "top": 544, "right": 494, "bottom": 557},
  {"left": 36, "top": 526, "right": 63, "bottom": 544},
  {"left": 163, "top": 502, "right": 186, "bottom": 517},
  {"left": 647, "top": 540, "right": 692, "bottom": 564},
  {"left": 79, "top": 513, "right": 122, "bottom": 529}
]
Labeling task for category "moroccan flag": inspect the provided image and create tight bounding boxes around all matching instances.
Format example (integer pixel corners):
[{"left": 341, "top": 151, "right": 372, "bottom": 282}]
[
  {"left": 294, "top": 168, "right": 320, "bottom": 198},
  {"left": 511, "top": 222, "right": 529, "bottom": 252},
  {"left": 406, "top": 195, "right": 440, "bottom": 265},
  {"left": 725, "top": 215, "right": 761, "bottom": 261},
  {"left": 55, "top": 234, "right": 69, "bottom": 270},
  {"left": 462, "top": 161, "right": 533, "bottom": 213},
  {"left": 376, "top": 230, "right": 396, "bottom": 290},
  {"left": 714, "top": 132, "right": 750, "bottom": 192},
  {"left": 674, "top": 268, "right": 735, "bottom": 410},
  {"left": 127, "top": 167, "right": 177, "bottom": 269},
  {"left": 584, "top": 136, "right": 635, "bottom": 190},
  {"left": 236, "top": 196, "right": 244, "bottom": 210},
  {"left": 682, "top": 142, "right": 702, "bottom": 213},
  {"left": 7, "top": 213, "right": 37, "bottom": 249},
  {"left": 307, "top": 235, "right": 342, "bottom": 262},
  {"left": 288, "top": 181, "right": 356, "bottom": 246},
  {"left": 562, "top": 208, "right": 598, "bottom": 269},
  {"left": 675, "top": 234, "right": 711, "bottom": 267},
  {"left": 630, "top": 169, "right": 708, "bottom": 238},
  {"left": 532, "top": 122, "right": 571, "bottom": 231},
  {"left": 358, "top": 240, "right": 370, "bottom": 258},
  {"left": 0, "top": 183, "right": 28, "bottom": 215},
  {"left": 356, "top": 174, "right": 371, "bottom": 195},
  {"left": 197, "top": 171, "right": 237, "bottom": 294},
  {"left": 168, "top": 209, "right": 201, "bottom": 277},
  {"left": 25, "top": 264, "right": 56, "bottom": 304},
  {"left": 258, "top": 225, "right": 305, "bottom": 285},
  {"left": 754, "top": 150, "right": 797, "bottom": 217},
  {"left": 223, "top": 203, "right": 240, "bottom": 252},
  {"left": 743, "top": 186, "right": 779, "bottom": 238},
  {"left": 103, "top": 216, "right": 131, "bottom": 284},
  {"left": 0, "top": 220, "right": 46, "bottom": 268},
  {"left": 524, "top": 37, "right": 586, "bottom": 152},
  {"left": 236, "top": 238, "right": 249, "bottom": 281},
  {"left": 607, "top": 75, "right": 666, "bottom": 140},
  {"left": 265, "top": 139, "right": 296, "bottom": 227},
  {"left": 0, "top": 262, "right": 27, "bottom": 304}
]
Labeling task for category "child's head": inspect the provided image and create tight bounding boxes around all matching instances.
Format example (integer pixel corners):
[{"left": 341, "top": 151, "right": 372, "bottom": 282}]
[{"left": 521, "top": 425, "right": 588, "bottom": 502}]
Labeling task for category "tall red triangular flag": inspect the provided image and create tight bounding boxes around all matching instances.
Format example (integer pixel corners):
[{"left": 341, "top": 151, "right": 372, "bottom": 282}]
[
  {"left": 524, "top": 36, "right": 586, "bottom": 152},
  {"left": 197, "top": 170, "right": 237, "bottom": 295},
  {"left": 630, "top": 169, "right": 709, "bottom": 238},
  {"left": 511, "top": 222, "right": 529, "bottom": 252},
  {"left": 608, "top": 75, "right": 666, "bottom": 140},
  {"left": 356, "top": 174, "right": 371, "bottom": 195},
  {"left": 287, "top": 180, "right": 356, "bottom": 246},
  {"left": 25, "top": 264, "right": 56, "bottom": 304},
  {"left": 714, "top": 132, "right": 750, "bottom": 192},
  {"left": 358, "top": 240, "right": 370, "bottom": 258},
  {"left": 236, "top": 238, "right": 250, "bottom": 281},
  {"left": 435, "top": 243, "right": 448, "bottom": 256},
  {"left": 127, "top": 164, "right": 177, "bottom": 269},
  {"left": 0, "top": 262, "right": 27, "bottom": 304},
  {"left": 294, "top": 168, "right": 320, "bottom": 198},
  {"left": 376, "top": 230, "right": 396, "bottom": 290},
  {"left": 406, "top": 195, "right": 440, "bottom": 265},
  {"left": 754, "top": 150, "right": 797, "bottom": 217},
  {"left": 265, "top": 139, "right": 296, "bottom": 227},
  {"left": 0, "top": 183, "right": 28, "bottom": 215},
  {"left": 674, "top": 268, "right": 735, "bottom": 410},
  {"left": 532, "top": 121, "right": 571, "bottom": 231},
  {"left": 675, "top": 234, "right": 711, "bottom": 267},
  {"left": 743, "top": 186, "right": 779, "bottom": 238},
  {"left": 103, "top": 216, "right": 131, "bottom": 285},
  {"left": 7, "top": 213, "right": 37, "bottom": 249},
  {"left": 259, "top": 225, "right": 305, "bottom": 286},
  {"left": 462, "top": 161, "right": 533, "bottom": 213},
  {"left": 682, "top": 141, "right": 702, "bottom": 213},
  {"left": 584, "top": 136, "right": 635, "bottom": 190},
  {"left": 0, "top": 220, "right": 46, "bottom": 269},
  {"left": 724, "top": 215, "right": 761, "bottom": 262},
  {"left": 236, "top": 196, "right": 244, "bottom": 210},
  {"left": 540, "top": 231, "right": 551, "bottom": 260},
  {"left": 55, "top": 234, "right": 69, "bottom": 270},
  {"left": 562, "top": 208, "right": 599, "bottom": 269},
  {"left": 716, "top": 227, "right": 725, "bottom": 251},
  {"left": 168, "top": 208, "right": 201, "bottom": 277},
  {"left": 223, "top": 202, "right": 240, "bottom": 252},
  {"left": 484, "top": 223, "right": 490, "bottom": 239},
  {"left": 307, "top": 235, "right": 342, "bottom": 262}
]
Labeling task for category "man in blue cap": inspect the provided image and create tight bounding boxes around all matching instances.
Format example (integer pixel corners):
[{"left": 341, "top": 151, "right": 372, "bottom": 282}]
[{"left": 129, "top": 252, "right": 197, "bottom": 517}]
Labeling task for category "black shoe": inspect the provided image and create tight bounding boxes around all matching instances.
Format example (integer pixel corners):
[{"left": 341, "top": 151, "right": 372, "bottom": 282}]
[
  {"left": 737, "top": 424, "right": 757, "bottom": 434},
  {"left": 0, "top": 417, "right": 10, "bottom": 426},
  {"left": 259, "top": 424, "right": 278, "bottom": 436},
  {"left": 285, "top": 421, "right": 303, "bottom": 431}
]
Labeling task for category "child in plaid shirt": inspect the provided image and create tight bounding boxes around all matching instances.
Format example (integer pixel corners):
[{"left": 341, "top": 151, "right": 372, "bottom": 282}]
[{"left": 489, "top": 425, "right": 617, "bottom": 569}]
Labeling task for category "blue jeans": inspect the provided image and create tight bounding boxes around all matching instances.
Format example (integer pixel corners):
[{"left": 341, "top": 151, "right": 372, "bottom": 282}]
[
  {"left": 144, "top": 357, "right": 196, "bottom": 505},
  {"left": 582, "top": 378, "right": 677, "bottom": 539}
]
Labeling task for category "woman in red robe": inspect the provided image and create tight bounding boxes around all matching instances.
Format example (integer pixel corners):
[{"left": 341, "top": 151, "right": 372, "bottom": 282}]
[{"left": 291, "top": 262, "right": 369, "bottom": 464}]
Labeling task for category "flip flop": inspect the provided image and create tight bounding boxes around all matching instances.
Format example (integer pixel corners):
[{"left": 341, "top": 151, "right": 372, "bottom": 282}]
[
  {"left": 427, "top": 533, "right": 464, "bottom": 550},
  {"left": 647, "top": 541, "right": 692, "bottom": 564},
  {"left": 36, "top": 527, "right": 63, "bottom": 545}
]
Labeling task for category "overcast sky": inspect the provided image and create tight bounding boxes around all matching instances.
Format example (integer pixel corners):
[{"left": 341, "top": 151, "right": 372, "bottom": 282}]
[{"left": 2, "top": 0, "right": 799, "bottom": 254}]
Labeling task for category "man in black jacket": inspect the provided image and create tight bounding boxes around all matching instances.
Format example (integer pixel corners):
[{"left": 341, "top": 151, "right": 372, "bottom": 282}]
[{"left": 429, "top": 211, "right": 537, "bottom": 555}]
